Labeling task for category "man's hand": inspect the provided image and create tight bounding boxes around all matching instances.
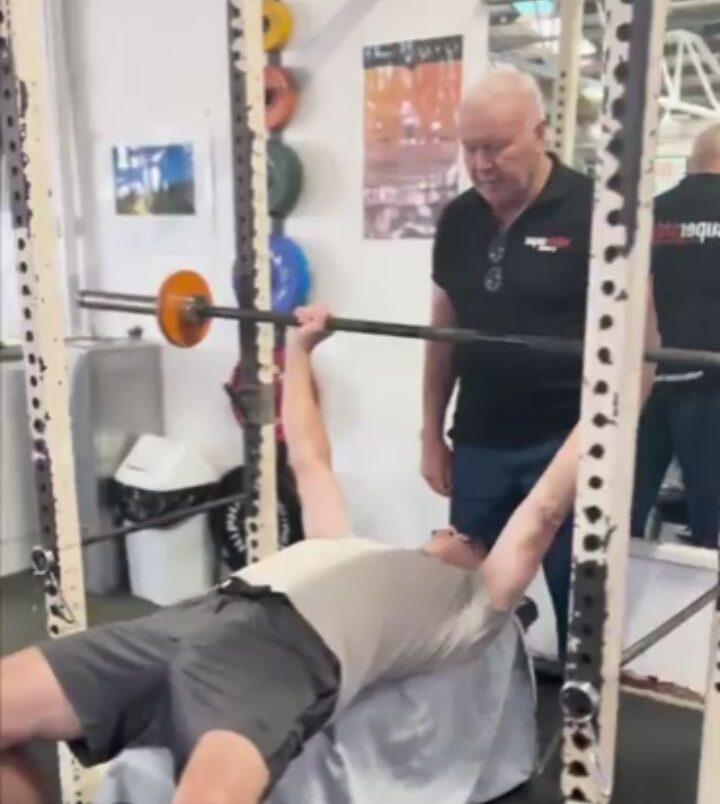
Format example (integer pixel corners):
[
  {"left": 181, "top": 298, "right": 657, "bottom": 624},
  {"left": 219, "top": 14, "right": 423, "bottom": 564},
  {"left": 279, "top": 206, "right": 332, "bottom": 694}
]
[
  {"left": 421, "top": 434, "right": 453, "bottom": 497},
  {"left": 288, "top": 304, "right": 333, "bottom": 353}
]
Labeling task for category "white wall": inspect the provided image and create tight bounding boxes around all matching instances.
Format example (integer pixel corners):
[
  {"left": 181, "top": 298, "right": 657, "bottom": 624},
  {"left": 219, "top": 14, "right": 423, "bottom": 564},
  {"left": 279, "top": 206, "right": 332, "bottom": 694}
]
[
  {"left": 63, "top": 0, "right": 244, "bottom": 473},
  {"left": 62, "top": 0, "right": 489, "bottom": 522},
  {"left": 1, "top": 363, "right": 41, "bottom": 575},
  {"left": 1, "top": 159, "right": 20, "bottom": 343},
  {"left": 59, "top": 0, "right": 715, "bottom": 693},
  {"left": 282, "top": 0, "right": 489, "bottom": 546}
]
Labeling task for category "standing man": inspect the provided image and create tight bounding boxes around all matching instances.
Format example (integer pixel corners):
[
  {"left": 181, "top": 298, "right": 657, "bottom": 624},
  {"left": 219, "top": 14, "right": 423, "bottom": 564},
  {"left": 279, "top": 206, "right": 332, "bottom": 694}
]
[
  {"left": 632, "top": 123, "right": 720, "bottom": 550},
  {"left": 421, "top": 65, "right": 599, "bottom": 657}
]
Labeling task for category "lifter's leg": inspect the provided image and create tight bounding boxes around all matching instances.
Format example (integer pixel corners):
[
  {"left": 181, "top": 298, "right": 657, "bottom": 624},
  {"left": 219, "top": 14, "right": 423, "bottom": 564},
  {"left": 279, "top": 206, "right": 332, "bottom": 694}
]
[
  {"left": 0, "top": 751, "right": 47, "bottom": 804},
  {"left": 0, "top": 648, "right": 82, "bottom": 804},
  {"left": 173, "top": 731, "right": 270, "bottom": 804},
  {"left": 0, "top": 648, "right": 82, "bottom": 748}
]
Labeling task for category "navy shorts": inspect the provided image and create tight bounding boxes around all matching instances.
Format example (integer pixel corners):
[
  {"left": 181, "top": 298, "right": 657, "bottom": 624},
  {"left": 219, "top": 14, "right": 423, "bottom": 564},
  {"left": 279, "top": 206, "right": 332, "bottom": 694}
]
[{"left": 39, "top": 578, "right": 340, "bottom": 787}]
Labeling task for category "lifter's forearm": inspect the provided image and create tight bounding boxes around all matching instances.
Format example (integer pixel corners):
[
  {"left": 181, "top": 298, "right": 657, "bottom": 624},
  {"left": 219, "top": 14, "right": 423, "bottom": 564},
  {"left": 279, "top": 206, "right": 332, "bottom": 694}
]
[
  {"left": 509, "top": 293, "right": 659, "bottom": 542},
  {"left": 282, "top": 340, "right": 331, "bottom": 466},
  {"left": 484, "top": 280, "right": 661, "bottom": 606},
  {"left": 483, "top": 425, "right": 580, "bottom": 608},
  {"left": 422, "top": 342, "right": 457, "bottom": 440}
]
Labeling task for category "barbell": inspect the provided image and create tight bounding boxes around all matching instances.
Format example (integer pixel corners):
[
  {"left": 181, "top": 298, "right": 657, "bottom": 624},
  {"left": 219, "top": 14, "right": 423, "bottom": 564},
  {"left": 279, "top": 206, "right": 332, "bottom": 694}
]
[
  {"left": 78, "top": 270, "right": 720, "bottom": 373},
  {"left": 31, "top": 490, "right": 247, "bottom": 577}
]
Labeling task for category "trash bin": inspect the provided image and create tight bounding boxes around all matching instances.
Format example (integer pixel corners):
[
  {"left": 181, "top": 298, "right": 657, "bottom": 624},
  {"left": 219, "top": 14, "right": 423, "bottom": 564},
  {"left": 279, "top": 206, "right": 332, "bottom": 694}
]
[{"left": 113, "top": 434, "right": 220, "bottom": 606}]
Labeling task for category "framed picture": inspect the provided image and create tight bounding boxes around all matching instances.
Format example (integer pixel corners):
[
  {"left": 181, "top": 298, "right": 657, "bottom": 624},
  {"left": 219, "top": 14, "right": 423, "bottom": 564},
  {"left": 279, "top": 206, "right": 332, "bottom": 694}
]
[{"left": 112, "top": 143, "right": 196, "bottom": 216}]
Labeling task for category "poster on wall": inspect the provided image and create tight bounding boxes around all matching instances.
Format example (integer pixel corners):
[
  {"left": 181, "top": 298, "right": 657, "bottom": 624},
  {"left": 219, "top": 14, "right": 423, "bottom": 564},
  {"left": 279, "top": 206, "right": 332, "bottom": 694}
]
[
  {"left": 112, "top": 143, "right": 196, "bottom": 216},
  {"left": 363, "top": 35, "right": 463, "bottom": 240}
]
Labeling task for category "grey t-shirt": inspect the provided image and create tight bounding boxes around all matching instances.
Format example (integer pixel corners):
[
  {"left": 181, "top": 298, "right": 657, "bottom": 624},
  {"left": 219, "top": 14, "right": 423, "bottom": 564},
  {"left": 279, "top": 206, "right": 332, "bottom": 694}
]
[{"left": 237, "top": 536, "right": 511, "bottom": 710}]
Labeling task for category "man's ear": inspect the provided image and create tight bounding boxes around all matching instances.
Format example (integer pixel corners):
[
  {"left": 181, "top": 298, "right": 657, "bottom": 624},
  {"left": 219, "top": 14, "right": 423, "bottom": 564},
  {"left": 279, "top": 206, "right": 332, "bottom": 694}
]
[{"left": 535, "top": 119, "right": 548, "bottom": 145}]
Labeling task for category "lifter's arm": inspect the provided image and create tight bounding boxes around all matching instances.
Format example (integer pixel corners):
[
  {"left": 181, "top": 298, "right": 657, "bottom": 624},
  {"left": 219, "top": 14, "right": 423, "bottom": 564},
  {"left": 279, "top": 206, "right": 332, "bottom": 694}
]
[
  {"left": 481, "top": 276, "right": 660, "bottom": 610},
  {"left": 282, "top": 308, "right": 350, "bottom": 539},
  {"left": 480, "top": 426, "right": 580, "bottom": 610},
  {"left": 421, "top": 284, "right": 458, "bottom": 495}
]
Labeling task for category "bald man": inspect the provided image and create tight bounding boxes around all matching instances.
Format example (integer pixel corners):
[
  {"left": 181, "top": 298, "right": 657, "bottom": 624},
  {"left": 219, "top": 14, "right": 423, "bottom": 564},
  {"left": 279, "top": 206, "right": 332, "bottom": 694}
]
[
  {"left": 423, "top": 67, "right": 597, "bottom": 656},
  {"left": 631, "top": 123, "right": 720, "bottom": 550}
]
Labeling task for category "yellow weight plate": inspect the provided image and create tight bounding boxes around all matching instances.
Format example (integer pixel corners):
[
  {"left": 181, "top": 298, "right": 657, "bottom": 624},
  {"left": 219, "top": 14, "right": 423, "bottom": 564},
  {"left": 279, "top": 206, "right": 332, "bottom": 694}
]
[{"left": 263, "top": 0, "right": 294, "bottom": 52}]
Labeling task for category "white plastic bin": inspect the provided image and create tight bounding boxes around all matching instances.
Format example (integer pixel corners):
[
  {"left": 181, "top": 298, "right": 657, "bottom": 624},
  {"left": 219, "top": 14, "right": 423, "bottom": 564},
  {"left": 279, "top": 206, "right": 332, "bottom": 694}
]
[{"left": 114, "top": 434, "right": 219, "bottom": 606}]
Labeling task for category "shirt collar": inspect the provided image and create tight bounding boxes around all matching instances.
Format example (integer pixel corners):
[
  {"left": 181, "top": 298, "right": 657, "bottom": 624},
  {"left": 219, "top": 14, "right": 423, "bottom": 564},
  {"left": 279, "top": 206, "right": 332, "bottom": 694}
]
[
  {"left": 531, "top": 152, "right": 573, "bottom": 207},
  {"left": 680, "top": 172, "right": 720, "bottom": 186},
  {"left": 469, "top": 152, "right": 574, "bottom": 217}
]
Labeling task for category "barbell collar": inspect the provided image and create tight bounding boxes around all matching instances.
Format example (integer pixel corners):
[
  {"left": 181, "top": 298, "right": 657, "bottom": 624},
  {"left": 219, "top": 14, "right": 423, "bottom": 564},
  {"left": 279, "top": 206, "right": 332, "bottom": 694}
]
[{"left": 560, "top": 680, "right": 601, "bottom": 724}]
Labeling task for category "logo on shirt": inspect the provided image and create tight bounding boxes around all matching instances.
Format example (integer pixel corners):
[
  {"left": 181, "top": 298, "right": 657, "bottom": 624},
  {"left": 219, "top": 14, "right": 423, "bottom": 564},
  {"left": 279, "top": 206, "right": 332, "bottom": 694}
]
[
  {"left": 654, "top": 220, "right": 720, "bottom": 245},
  {"left": 524, "top": 236, "right": 572, "bottom": 253}
]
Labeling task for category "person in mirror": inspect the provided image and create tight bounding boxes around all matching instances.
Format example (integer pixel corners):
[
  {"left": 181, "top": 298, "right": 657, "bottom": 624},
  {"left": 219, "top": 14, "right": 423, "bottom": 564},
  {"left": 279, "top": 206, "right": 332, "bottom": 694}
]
[{"left": 632, "top": 122, "right": 720, "bottom": 551}]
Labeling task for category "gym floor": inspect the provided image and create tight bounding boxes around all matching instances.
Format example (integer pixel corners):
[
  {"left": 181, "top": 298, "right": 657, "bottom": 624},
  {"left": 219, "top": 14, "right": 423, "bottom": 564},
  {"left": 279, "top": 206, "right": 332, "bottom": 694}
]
[{"left": 0, "top": 572, "right": 703, "bottom": 804}]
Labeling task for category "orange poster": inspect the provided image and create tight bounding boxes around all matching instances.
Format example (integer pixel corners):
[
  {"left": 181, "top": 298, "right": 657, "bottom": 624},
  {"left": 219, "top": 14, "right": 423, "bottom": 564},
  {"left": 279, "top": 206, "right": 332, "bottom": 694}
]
[{"left": 363, "top": 35, "right": 463, "bottom": 239}]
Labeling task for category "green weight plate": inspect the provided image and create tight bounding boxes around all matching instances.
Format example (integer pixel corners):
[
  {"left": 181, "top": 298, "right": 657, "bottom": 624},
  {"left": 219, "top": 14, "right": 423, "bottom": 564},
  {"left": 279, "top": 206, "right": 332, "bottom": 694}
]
[{"left": 267, "top": 140, "right": 303, "bottom": 217}]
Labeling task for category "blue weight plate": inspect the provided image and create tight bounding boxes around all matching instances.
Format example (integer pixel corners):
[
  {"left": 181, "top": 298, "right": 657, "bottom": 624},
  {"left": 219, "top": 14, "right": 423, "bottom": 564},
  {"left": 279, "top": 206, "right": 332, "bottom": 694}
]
[{"left": 270, "top": 234, "right": 311, "bottom": 312}]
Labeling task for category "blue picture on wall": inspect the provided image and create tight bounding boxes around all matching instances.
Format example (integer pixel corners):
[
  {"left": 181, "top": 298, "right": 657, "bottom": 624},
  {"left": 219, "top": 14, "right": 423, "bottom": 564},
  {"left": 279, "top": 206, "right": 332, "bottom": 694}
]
[{"left": 112, "top": 143, "right": 196, "bottom": 216}]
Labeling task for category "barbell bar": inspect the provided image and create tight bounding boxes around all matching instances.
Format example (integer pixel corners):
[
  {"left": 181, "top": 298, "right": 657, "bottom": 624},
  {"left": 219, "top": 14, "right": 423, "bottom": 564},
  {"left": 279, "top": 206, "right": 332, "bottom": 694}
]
[
  {"left": 78, "top": 270, "right": 720, "bottom": 373},
  {"left": 31, "top": 490, "right": 247, "bottom": 576}
]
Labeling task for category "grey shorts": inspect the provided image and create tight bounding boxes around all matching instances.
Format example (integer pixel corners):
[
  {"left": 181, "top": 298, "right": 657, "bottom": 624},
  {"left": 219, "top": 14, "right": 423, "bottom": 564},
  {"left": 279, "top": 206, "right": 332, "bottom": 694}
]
[{"left": 39, "top": 577, "right": 340, "bottom": 787}]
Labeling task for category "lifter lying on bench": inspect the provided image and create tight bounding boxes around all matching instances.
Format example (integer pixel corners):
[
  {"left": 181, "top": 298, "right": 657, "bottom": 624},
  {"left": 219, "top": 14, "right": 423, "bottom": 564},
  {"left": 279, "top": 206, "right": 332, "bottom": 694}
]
[{"left": 0, "top": 305, "right": 580, "bottom": 804}]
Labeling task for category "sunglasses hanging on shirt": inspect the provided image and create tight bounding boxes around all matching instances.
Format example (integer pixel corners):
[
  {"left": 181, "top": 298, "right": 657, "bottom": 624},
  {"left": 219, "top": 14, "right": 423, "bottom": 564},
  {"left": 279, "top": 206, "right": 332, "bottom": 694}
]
[{"left": 485, "top": 233, "right": 506, "bottom": 293}]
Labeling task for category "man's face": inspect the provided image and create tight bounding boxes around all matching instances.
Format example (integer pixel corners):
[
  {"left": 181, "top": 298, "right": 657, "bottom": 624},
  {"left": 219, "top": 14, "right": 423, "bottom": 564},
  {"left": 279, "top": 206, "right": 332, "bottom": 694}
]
[{"left": 459, "top": 98, "right": 546, "bottom": 213}]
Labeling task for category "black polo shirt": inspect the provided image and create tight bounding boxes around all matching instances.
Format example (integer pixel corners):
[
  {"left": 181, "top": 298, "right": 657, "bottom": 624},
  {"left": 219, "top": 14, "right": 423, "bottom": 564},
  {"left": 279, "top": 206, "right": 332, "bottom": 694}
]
[
  {"left": 432, "top": 155, "right": 593, "bottom": 448},
  {"left": 651, "top": 173, "right": 720, "bottom": 388}
]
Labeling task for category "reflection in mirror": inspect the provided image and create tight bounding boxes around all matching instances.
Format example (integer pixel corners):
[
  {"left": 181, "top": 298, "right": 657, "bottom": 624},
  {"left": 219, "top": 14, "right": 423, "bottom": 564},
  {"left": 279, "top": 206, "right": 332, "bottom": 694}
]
[
  {"left": 632, "top": 118, "right": 720, "bottom": 554},
  {"left": 488, "top": 1, "right": 720, "bottom": 556}
]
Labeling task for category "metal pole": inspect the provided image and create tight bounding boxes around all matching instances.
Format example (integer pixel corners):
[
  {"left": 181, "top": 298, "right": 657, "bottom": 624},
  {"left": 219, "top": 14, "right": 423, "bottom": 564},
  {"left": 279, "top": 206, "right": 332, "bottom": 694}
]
[
  {"left": 538, "top": 582, "right": 719, "bottom": 776},
  {"left": 696, "top": 562, "right": 720, "bottom": 804},
  {"left": 622, "top": 584, "right": 719, "bottom": 668},
  {"left": 77, "top": 292, "right": 720, "bottom": 373},
  {"left": 30, "top": 493, "right": 247, "bottom": 570},
  {"left": 0, "top": 2, "right": 91, "bottom": 800},
  {"left": 226, "top": 0, "right": 279, "bottom": 563},
  {"left": 561, "top": 1, "right": 668, "bottom": 802},
  {"left": 551, "top": 0, "right": 584, "bottom": 164}
]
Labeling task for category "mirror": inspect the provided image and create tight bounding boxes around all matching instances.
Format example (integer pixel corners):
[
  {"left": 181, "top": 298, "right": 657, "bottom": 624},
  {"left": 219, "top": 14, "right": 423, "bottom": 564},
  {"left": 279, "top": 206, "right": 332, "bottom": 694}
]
[{"left": 487, "top": 1, "right": 720, "bottom": 565}]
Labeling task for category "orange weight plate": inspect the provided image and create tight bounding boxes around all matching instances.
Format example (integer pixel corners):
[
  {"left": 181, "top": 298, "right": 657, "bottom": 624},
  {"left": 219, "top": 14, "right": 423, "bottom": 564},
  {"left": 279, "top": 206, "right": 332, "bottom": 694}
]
[
  {"left": 157, "top": 270, "right": 213, "bottom": 348},
  {"left": 265, "top": 65, "right": 298, "bottom": 131}
]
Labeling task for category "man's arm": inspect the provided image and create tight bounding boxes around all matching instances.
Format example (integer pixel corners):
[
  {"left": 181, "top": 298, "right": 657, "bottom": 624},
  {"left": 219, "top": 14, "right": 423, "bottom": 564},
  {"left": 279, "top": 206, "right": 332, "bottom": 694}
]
[
  {"left": 421, "top": 284, "right": 458, "bottom": 495},
  {"left": 642, "top": 274, "right": 660, "bottom": 399},
  {"left": 481, "top": 276, "right": 660, "bottom": 610},
  {"left": 282, "top": 308, "right": 350, "bottom": 539}
]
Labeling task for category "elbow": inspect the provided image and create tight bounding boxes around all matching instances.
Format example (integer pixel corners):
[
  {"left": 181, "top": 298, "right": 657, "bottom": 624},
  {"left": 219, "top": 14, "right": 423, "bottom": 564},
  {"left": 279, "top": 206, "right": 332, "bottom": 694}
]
[
  {"left": 530, "top": 497, "right": 568, "bottom": 541},
  {"left": 539, "top": 501, "right": 567, "bottom": 538}
]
